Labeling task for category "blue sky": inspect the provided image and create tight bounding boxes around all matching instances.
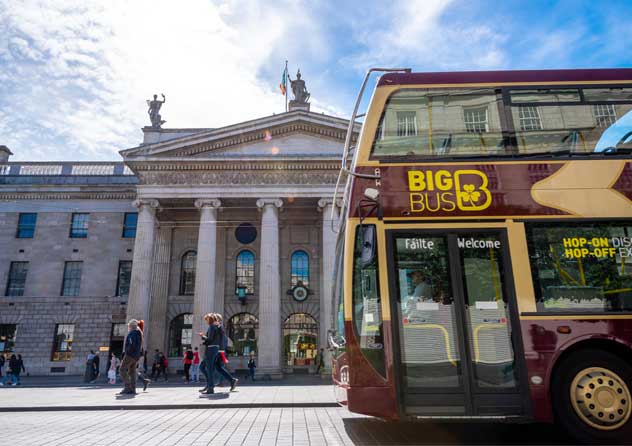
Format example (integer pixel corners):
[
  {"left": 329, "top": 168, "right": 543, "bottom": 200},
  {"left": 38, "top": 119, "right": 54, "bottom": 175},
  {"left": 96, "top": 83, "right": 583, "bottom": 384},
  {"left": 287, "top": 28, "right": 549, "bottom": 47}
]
[{"left": 1, "top": 0, "right": 631, "bottom": 161}]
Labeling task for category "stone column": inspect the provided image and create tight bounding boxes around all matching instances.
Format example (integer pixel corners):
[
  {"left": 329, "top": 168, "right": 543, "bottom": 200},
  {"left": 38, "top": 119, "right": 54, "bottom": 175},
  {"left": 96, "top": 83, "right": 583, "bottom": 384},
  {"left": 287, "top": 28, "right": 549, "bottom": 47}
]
[
  {"left": 256, "top": 198, "right": 283, "bottom": 377},
  {"left": 318, "top": 198, "right": 342, "bottom": 373},
  {"left": 192, "top": 198, "right": 221, "bottom": 349},
  {"left": 148, "top": 224, "right": 173, "bottom": 353},
  {"left": 127, "top": 199, "right": 159, "bottom": 323}
]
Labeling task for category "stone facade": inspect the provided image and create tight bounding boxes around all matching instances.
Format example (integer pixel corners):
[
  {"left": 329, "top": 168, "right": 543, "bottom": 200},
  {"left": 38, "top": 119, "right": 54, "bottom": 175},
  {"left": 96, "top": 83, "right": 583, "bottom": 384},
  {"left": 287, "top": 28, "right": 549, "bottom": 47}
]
[{"left": 0, "top": 110, "right": 357, "bottom": 376}]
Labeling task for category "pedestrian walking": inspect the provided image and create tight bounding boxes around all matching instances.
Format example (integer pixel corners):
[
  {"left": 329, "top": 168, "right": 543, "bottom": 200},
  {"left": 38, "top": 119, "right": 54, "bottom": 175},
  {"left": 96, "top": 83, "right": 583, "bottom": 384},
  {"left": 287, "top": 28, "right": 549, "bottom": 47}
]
[
  {"left": 198, "top": 313, "right": 220, "bottom": 394},
  {"left": 107, "top": 353, "right": 119, "bottom": 384},
  {"left": 0, "top": 354, "right": 19, "bottom": 386},
  {"left": 151, "top": 349, "right": 160, "bottom": 378},
  {"left": 214, "top": 313, "right": 237, "bottom": 391},
  {"left": 118, "top": 319, "right": 143, "bottom": 395},
  {"left": 16, "top": 354, "right": 26, "bottom": 384},
  {"left": 84, "top": 350, "right": 96, "bottom": 383},
  {"left": 191, "top": 347, "right": 200, "bottom": 383},
  {"left": 0, "top": 354, "right": 4, "bottom": 377},
  {"left": 183, "top": 347, "right": 193, "bottom": 384},
  {"left": 247, "top": 353, "right": 256, "bottom": 381},
  {"left": 136, "top": 320, "right": 151, "bottom": 391},
  {"left": 316, "top": 348, "right": 325, "bottom": 374},
  {"left": 158, "top": 352, "right": 168, "bottom": 381},
  {"left": 92, "top": 351, "right": 100, "bottom": 383}
]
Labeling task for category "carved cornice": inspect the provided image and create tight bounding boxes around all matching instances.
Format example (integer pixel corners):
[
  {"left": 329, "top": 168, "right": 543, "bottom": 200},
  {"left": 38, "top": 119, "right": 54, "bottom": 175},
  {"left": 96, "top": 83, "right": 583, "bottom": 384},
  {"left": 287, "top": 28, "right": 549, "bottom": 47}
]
[
  {"left": 131, "top": 161, "right": 339, "bottom": 172},
  {"left": 0, "top": 192, "right": 136, "bottom": 200},
  {"left": 137, "top": 170, "right": 339, "bottom": 186}
]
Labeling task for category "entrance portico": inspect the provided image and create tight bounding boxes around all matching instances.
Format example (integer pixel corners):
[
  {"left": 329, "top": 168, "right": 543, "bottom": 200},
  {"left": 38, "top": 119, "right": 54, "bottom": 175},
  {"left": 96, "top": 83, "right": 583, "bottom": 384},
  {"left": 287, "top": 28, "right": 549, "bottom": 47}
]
[{"left": 122, "top": 110, "right": 356, "bottom": 376}]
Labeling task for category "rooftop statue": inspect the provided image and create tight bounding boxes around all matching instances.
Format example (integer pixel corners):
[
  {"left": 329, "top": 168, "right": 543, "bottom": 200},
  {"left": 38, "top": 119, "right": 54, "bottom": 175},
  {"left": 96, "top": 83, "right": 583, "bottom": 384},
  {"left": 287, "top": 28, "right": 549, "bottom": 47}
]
[
  {"left": 147, "top": 94, "right": 166, "bottom": 128},
  {"left": 289, "top": 69, "right": 310, "bottom": 104}
]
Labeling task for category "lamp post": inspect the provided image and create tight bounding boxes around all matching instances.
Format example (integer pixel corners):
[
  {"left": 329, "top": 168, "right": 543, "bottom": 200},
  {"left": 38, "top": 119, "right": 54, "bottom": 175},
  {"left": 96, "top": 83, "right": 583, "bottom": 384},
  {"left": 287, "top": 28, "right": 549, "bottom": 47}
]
[{"left": 237, "top": 285, "right": 247, "bottom": 305}]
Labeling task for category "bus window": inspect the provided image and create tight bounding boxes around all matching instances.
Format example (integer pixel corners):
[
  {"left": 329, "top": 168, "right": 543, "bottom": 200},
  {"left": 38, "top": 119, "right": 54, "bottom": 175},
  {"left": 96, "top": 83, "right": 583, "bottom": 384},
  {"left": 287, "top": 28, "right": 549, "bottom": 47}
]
[
  {"left": 526, "top": 222, "right": 632, "bottom": 312},
  {"left": 509, "top": 87, "right": 632, "bottom": 154},
  {"left": 352, "top": 224, "right": 385, "bottom": 377},
  {"left": 371, "top": 88, "right": 506, "bottom": 158}
]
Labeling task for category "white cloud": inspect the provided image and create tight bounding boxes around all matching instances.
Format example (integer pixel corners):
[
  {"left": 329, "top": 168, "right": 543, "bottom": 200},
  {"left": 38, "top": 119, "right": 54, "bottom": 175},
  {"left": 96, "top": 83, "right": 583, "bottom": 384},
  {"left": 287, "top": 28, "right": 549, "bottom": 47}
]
[
  {"left": 345, "top": 0, "right": 506, "bottom": 71},
  {"left": 0, "top": 0, "right": 330, "bottom": 160}
]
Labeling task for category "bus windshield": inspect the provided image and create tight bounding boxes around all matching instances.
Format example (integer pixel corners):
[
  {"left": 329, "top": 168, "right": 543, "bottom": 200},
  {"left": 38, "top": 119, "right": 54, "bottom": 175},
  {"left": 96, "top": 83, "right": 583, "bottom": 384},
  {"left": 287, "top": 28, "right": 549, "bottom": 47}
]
[{"left": 371, "top": 86, "right": 632, "bottom": 159}]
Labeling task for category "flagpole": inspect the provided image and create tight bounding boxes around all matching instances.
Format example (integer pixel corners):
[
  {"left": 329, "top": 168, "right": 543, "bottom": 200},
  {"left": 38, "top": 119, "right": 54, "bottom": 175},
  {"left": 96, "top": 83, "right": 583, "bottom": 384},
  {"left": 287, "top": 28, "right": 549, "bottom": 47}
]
[{"left": 285, "top": 60, "right": 288, "bottom": 113}]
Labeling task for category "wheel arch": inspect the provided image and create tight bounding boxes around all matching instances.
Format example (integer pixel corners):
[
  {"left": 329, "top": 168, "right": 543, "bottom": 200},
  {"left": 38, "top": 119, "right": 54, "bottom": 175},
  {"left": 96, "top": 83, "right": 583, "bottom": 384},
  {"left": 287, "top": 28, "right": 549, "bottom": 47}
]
[{"left": 547, "top": 336, "right": 632, "bottom": 399}]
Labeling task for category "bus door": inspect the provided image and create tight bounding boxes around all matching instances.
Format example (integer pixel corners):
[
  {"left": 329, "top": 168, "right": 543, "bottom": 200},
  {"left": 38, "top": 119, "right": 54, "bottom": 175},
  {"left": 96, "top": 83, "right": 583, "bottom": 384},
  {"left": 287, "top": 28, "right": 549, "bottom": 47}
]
[{"left": 386, "top": 229, "right": 527, "bottom": 417}]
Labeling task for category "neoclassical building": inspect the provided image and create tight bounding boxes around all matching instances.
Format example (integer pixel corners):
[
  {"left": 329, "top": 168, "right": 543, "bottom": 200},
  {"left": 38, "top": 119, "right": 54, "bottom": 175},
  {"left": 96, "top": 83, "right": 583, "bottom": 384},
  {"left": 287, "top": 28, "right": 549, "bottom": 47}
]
[{"left": 0, "top": 102, "right": 356, "bottom": 376}]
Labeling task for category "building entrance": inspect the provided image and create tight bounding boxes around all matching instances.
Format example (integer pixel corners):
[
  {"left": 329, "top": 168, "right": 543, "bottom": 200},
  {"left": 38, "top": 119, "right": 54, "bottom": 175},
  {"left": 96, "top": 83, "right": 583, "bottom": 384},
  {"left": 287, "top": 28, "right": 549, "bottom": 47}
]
[{"left": 283, "top": 313, "right": 318, "bottom": 370}]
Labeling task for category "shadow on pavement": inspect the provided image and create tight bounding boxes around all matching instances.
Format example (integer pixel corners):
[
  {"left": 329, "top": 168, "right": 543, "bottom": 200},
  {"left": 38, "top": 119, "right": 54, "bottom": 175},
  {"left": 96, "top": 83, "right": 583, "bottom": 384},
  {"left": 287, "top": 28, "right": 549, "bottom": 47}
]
[
  {"left": 199, "top": 392, "right": 230, "bottom": 400},
  {"left": 342, "top": 419, "right": 579, "bottom": 445}
]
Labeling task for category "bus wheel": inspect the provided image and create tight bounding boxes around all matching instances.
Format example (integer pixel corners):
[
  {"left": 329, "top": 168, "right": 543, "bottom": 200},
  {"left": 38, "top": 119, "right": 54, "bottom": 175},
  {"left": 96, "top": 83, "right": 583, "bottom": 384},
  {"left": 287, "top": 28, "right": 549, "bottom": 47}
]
[{"left": 552, "top": 349, "right": 632, "bottom": 444}]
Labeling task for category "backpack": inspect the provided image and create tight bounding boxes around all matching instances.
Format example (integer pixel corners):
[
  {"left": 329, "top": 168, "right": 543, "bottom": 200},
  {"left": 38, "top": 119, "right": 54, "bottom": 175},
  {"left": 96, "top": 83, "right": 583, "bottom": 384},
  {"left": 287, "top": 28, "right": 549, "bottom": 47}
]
[{"left": 186, "top": 350, "right": 194, "bottom": 360}]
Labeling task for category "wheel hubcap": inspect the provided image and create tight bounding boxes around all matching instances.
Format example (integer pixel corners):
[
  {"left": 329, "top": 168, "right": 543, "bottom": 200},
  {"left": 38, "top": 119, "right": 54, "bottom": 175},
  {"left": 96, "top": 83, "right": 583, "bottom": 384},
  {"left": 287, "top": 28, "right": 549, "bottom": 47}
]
[{"left": 570, "top": 366, "right": 631, "bottom": 431}]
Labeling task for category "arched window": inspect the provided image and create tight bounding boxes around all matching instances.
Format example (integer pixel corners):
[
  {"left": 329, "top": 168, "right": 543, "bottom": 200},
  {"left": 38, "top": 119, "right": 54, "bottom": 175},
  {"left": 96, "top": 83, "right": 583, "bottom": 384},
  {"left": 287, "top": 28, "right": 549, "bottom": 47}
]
[
  {"left": 180, "top": 251, "right": 196, "bottom": 295},
  {"left": 235, "top": 250, "right": 255, "bottom": 295},
  {"left": 168, "top": 313, "right": 193, "bottom": 357},
  {"left": 283, "top": 313, "right": 318, "bottom": 367},
  {"left": 291, "top": 250, "right": 309, "bottom": 288},
  {"left": 227, "top": 313, "right": 259, "bottom": 357}
]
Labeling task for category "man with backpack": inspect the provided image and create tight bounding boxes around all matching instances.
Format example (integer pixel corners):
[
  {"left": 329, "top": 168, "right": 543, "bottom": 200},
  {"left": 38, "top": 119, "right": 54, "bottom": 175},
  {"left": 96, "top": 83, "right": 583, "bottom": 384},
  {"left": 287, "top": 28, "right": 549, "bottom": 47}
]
[{"left": 183, "top": 347, "right": 193, "bottom": 384}]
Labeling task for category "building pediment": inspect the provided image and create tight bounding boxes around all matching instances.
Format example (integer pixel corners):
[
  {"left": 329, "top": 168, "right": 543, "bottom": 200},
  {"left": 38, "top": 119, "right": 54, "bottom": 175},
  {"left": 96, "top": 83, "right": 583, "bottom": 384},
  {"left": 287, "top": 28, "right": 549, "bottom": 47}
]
[{"left": 121, "top": 110, "right": 358, "bottom": 161}]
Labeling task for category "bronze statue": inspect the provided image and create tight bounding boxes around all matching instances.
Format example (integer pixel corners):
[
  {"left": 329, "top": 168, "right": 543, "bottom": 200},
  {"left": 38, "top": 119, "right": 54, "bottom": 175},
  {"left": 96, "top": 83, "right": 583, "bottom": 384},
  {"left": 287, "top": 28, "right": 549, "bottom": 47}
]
[
  {"left": 147, "top": 94, "right": 166, "bottom": 128},
  {"left": 288, "top": 70, "right": 310, "bottom": 104}
]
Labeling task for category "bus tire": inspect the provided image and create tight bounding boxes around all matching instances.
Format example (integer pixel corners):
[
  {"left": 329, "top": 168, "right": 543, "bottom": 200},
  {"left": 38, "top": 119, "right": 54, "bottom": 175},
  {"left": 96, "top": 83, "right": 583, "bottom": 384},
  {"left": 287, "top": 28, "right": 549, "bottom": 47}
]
[{"left": 551, "top": 348, "right": 632, "bottom": 444}]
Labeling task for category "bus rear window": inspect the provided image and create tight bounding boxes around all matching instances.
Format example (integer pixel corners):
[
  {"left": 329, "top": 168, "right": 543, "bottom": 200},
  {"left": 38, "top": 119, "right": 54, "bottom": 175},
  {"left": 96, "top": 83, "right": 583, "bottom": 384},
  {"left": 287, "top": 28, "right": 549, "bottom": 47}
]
[{"left": 526, "top": 222, "right": 632, "bottom": 312}]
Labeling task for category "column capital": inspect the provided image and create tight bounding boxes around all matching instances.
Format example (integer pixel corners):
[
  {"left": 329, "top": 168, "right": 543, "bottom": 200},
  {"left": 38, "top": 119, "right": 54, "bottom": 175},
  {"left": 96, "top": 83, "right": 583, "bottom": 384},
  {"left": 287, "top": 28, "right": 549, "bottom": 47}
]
[
  {"left": 256, "top": 198, "right": 283, "bottom": 210},
  {"left": 132, "top": 198, "right": 159, "bottom": 209},
  {"left": 194, "top": 198, "right": 222, "bottom": 209},
  {"left": 317, "top": 197, "right": 343, "bottom": 211}
]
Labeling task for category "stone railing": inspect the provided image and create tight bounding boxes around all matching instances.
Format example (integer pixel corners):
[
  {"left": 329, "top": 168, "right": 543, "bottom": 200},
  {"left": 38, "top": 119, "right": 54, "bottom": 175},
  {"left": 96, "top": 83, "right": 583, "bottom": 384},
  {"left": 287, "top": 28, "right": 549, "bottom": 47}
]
[{"left": 0, "top": 162, "right": 135, "bottom": 176}]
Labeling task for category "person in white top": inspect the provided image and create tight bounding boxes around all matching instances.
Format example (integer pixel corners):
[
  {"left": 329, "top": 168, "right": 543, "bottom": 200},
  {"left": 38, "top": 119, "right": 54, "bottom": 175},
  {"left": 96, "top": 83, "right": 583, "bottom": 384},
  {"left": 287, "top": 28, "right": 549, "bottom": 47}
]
[{"left": 107, "top": 353, "right": 119, "bottom": 384}]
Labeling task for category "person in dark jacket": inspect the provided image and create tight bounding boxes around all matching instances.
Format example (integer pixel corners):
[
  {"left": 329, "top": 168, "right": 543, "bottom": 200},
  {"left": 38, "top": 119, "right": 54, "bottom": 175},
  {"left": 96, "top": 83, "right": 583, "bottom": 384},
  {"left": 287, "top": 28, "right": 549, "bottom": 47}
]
[
  {"left": 118, "top": 319, "right": 143, "bottom": 395},
  {"left": 198, "top": 313, "right": 220, "bottom": 394},
  {"left": 214, "top": 314, "right": 237, "bottom": 391},
  {"left": 16, "top": 354, "right": 25, "bottom": 384}
]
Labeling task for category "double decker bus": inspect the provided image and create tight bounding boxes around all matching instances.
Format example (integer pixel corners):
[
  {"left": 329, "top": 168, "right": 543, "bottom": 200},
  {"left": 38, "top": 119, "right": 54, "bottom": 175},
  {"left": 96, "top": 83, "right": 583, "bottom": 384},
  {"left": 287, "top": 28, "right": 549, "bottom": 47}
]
[{"left": 329, "top": 68, "right": 632, "bottom": 444}]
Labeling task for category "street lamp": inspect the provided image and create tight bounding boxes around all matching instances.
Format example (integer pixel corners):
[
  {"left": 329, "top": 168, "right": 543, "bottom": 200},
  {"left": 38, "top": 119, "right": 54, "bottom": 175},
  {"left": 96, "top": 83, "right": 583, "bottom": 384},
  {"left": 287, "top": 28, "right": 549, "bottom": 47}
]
[{"left": 237, "top": 285, "right": 247, "bottom": 305}]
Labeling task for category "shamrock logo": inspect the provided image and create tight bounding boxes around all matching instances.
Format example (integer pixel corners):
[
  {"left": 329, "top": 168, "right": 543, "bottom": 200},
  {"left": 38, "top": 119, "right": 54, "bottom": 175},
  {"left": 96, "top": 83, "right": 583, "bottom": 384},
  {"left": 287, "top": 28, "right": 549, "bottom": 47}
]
[{"left": 459, "top": 184, "right": 481, "bottom": 203}]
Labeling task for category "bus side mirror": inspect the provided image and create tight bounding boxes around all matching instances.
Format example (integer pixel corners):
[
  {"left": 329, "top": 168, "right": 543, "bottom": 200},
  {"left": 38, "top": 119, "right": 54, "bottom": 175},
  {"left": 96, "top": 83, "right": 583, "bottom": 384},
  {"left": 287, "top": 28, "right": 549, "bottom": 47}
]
[
  {"left": 329, "top": 332, "right": 346, "bottom": 349},
  {"left": 360, "top": 225, "right": 376, "bottom": 267}
]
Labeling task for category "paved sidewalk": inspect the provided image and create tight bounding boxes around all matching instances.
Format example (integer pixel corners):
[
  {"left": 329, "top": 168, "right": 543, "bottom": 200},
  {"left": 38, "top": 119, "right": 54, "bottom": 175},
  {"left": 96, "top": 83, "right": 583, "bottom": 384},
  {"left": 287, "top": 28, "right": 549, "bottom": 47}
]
[
  {"left": 0, "top": 377, "right": 338, "bottom": 411},
  {"left": 0, "top": 408, "right": 575, "bottom": 445}
]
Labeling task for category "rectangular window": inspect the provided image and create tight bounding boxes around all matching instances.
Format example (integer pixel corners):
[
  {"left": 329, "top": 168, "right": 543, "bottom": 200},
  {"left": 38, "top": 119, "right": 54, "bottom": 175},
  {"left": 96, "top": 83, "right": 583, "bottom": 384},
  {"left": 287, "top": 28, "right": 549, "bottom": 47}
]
[
  {"left": 69, "top": 213, "right": 89, "bottom": 238},
  {"left": 526, "top": 222, "right": 632, "bottom": 312},
  {"left": 111, "top": 323, "right": 127, "bottom": 338},
  {"left": 464, "top": 107, "right": 489, "bottom": 133},
  {"left": 52, "top": 324, "right": 74, "bottom": 361},
  {"left": 0, "top": 324, "right": 17, "bottom": 353},
  {"left": 518, "top": 106, "right": 543, "bottom": 131},
  {"left": 122, "top": 213, "right": 138, "bottom": 238},
  {"left": 593, "top": 104, "right": 617, "bottom": 128},
  {"left": 16, "top": 213, "right": 37, "bottom": 238},
  {"left": 396, "top": 111, "right": 418, "bottom": 137},
  {"left": 5, "top": 262, "right": 28, "bottom": 297},
  {"left": 116, "top": 261, "right": 132, "bottom": 297},
  {"left": 61, "top": 261, "right": 82, "bottom": 296}
]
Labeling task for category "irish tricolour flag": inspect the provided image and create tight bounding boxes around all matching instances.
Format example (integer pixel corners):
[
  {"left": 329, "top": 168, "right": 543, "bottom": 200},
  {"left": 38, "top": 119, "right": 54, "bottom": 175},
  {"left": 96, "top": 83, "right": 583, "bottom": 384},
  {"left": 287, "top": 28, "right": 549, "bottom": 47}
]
[{"left": 279, "top": 66, "right": 287, "bottom": 95}]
